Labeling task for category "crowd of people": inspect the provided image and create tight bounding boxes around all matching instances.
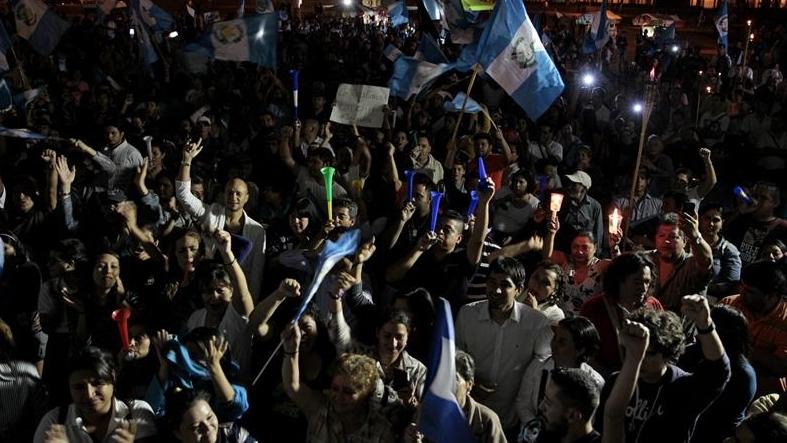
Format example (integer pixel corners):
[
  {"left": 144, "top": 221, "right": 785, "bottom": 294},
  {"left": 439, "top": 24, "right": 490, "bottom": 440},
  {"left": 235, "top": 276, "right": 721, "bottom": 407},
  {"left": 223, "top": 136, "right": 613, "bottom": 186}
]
[{"left": 0, "top": 1, "right": 786, "bottom": 442}]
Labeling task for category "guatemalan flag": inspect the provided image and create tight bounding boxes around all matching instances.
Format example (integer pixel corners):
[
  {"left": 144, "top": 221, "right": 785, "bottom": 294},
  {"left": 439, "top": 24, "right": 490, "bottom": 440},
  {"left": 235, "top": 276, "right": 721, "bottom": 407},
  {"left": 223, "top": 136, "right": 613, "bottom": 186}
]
[
  {"left": 419, "top": 298, "right": 477, "bottom": 443},
  {"left": 388, "top": 1, "right": 409, "bottom": 28},
  {"left": 414, "top": 33, "right": 449, "bottom": 64},
  {"left": 389, "top": 56, "right": 452, "bottom": 100},
  {"left": 12, "top": 0, "right": 70, "bottom": 56},
  {"left": 132, "top": 0, "right": 174, "bottom": 34},
  {"left": 293, "top": 229, "right": 361, "bottom": 321},
  {"left": 583, "top": 0, "right": 608, "bottom": 53},
  {"left": 187, "top": 13, "right": 278, "bottom": 68},
  {"left": 444, "top": 0, "right": 481, "bottom": 44},
  {"left": 444, "top": 92, "right": 482, "bottom": 114},
  {"left": 473, "top": 0, "right": 564, "bottom": 120},
  {"left": 422, "top": 0, "right": 444, "bottom": 22},
  {"left": 716, "top": 0, "right": 728, "bottom": 48}
]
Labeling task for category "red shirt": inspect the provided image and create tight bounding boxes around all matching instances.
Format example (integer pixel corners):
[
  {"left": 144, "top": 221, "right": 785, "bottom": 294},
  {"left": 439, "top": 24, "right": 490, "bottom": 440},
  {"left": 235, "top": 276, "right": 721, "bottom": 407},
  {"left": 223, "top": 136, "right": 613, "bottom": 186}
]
[{"left": 468, "top": 154, "right": 508, "bottom": 190}]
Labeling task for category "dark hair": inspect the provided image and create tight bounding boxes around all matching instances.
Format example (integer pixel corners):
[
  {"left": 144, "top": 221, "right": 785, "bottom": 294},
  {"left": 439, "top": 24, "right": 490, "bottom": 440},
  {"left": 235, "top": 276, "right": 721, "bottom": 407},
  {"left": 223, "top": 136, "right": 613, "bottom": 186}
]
[
  {"left": 711, "top": 305, "right": 750, "bottom": 359},
  {"left": 698, "top": 202, "right": 724, "bottom": 217},
  {"left": 603, "top": 253, "right": 655, "bottom": 300},
  {"left": 456, "top": 350, "right": 475, "bottom": 382},
  {"left": 411, "top": 172, "right": 435, "bottom": 194},
  {"left": 376, "top": 308, "right": 412, "bottom": 332},
  {"left": 550, "top": 367, "right": 600, "bottom": 421},
  {"left": 573, "top": 231, "right": 596, "bottom": 245},
  {"left": 510, "top": 169, "right": 536, "bottom": 193},
  {"left": 165, "top": 389, "right": 212, "bottom": 431},
  {"left": 760, "top": 239, "right": 787, "bottom": 256},
  {"left": 489, "top": 256, "right": 528, "bottom": 288},
  {"left": 391, "top": 288, "right": 436, "bottom": 329},
  {"left": 310, "top": 147, "right": 334, "bottom": 165},
  {"left": 334, "top": 198, "right": 359, "bottom": 220},
  {"left": 195, "top": 260, "right": 233, "bottom": 294},
  {"left": 627, "top": 309, "right": 685, "bottom": 362},
  {"left": 533, "top": 260, "right": 566, "bottom": 305},
  {"left": 473, "top": 132, "right": 494, "bottom": 144},
  {"left": 557, "top": 317, "right": 601, "bottom": 364},
  {"left": 54, "top": 238, "right": 89, "bottom": 266},
  {"left": 440, "top": 210, "right": 466, "bottom": 232},
  {"left": 741, "top": 261, "right": 787, "bottom": 298},
  {"left": 659, "top": 212, "right": 681, "bottom": 229},
  {"left": 68, "top": 346, "right": 117, "bottom": 385}
]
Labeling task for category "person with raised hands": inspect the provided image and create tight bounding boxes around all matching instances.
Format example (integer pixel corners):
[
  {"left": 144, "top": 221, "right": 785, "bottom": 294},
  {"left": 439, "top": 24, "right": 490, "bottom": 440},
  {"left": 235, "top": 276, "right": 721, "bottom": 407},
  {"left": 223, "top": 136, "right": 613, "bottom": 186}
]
[
  {"left": 595, "top": 295, "right": 730, "bottom": 443},
  {"left": 176, "top": 138, "right": 267, "bottom": 300}
]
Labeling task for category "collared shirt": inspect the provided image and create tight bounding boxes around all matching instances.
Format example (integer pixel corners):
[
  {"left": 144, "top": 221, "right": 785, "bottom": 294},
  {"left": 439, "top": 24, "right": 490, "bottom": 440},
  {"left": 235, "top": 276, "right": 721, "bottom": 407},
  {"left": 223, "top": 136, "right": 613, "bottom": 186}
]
[
  {"left": 709, "top": 237, "right": 742, "bottom": 298},
  {"left": 33, "top": 399, "right": 157, "bottom": 443},
  {"left": 645, "top": 250, "right": 713, "bottom": 311},
  {"left": 0, "top": 361, "right": 46, "bottom": 441},
  {"left": 414, "top": 153, "right": 445, "bottom": 184},
  {"left": 93, "top": 140, "right": 144, "bottom": 190},
  {"left": 558, "top": 194, "right": 604, "bottom": 251},
  {"left": 456, "top": 301, "right": 553, "bottom": 428},
  {"left": 175, "top": 180, "right": 267, "bottom": 299},
  {"left": 614, "top": 194, "right": 663, "bottom": 227}
]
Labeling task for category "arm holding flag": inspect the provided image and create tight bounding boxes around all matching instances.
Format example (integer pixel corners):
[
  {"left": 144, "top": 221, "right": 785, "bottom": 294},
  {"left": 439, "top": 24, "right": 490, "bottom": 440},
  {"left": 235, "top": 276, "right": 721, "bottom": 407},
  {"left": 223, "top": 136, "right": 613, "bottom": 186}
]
[
  {"left": 175, "top": 138, "right": 209, "bottom": 220},
  {"left": 282, "top": 322, "right": 325, "bottom": 417},
  {"left": 249, "top": 279, "right": 301, "bottom": 341},
  {"left": 71, "top": 138, "right": 117, "bottom": 177}
]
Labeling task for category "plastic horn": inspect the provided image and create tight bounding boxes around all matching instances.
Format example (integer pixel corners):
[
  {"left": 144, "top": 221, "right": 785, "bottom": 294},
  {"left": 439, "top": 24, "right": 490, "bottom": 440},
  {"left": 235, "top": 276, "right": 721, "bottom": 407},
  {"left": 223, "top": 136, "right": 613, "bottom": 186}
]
[
  {"left": 143, "top": 135, "right": 153, "bottom": 159},
  {"left": 404, "top": 169, "right": 416, "bottom": 201},
  {"left": 733, "top": 186, "right": 754, "bottom": 205},
  {"left": 321, "top": 167, "right": 336, "bottom": 220},
  {"left": 290, "top": 69, "right": 300, "bottom": 120},
  {"left": 430, "top": 192, "right": 444, "bottom": 232},
  {"left": 111, "top": 308, "right": 132, "bottom": 351},
  {"left": 477, "top": 156, "right": 488, "bottom": 189},
  {"left": 550, "top": 193, "right": 565, "bottom": 213},
  {"left": 466, "top": 190, "right": 479, "bottom": 219},
  {"left": 609, "top": 208, "right": 623, "bottom": 235}
]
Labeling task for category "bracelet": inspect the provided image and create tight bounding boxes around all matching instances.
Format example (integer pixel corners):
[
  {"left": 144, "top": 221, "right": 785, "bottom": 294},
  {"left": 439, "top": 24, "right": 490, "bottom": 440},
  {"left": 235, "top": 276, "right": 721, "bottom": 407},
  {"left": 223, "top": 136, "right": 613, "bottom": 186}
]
[
  {"left": 224, "top": 257, "right": 237, "bottom": 267},
  {"left": 697, "top": 322, "right": 715, "bottom": 335},
  {"left": 284, "top": 350, "right": 299, "bottom": 356},
  {"left": 181, "top": 162, "right": 191, "bottom": 167}
]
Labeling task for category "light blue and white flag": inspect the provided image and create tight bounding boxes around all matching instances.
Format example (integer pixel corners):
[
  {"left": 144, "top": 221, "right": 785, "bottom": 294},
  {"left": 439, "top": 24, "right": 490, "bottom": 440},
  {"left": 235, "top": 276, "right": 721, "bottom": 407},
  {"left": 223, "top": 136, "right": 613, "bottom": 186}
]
[
  {"left": 716, "top": 0, "right": 728, "bottom": 48},
  {"left": 294, "top": 229, "right": 361, "bottom": 321},
  {"left": 0, "top": 125, "right": 48, "bottom": 140},
  {"left": 0, "top": 21, "right": 12, "bottom": 72},
  {"left": 384, "top": 43, "right": 403, "bottom": 62},
  {"left": 256, "top": 0, "right": 274, "bottom": 14},
  {"left": 389, "top": 56, "right": 452, "bottom": 100},
  {"left": 474, "top": 0, "right": 564, "bottom": 120},
  {"left": 414, "top": 33, "right": 448, "bottom": 64},
  {"left": 237, "top": 0, "right": 245, "bottom": 18},
  {"left": 131, "top": 0, "right": 174, "bottom": 34},
  {"left": 422, "top": 0, "right": 444, "bottom": 21},
  {"left": 188, "top": 13, "right": 278, "bottom": 68},
  {"left": 443, "top": 92, "right": 482, "bottom": 114},
  {"left": 12, "top": 0, "right": 70, "bottom": 56},
  {"left": 388, "top": 1, "right": 409, "bottom": 28},
  {"left": 418, "top": 298, "right": 477, "bottom": 443},
  {"left": 582, "top": 0, "right": 608, "bottom": 54}
]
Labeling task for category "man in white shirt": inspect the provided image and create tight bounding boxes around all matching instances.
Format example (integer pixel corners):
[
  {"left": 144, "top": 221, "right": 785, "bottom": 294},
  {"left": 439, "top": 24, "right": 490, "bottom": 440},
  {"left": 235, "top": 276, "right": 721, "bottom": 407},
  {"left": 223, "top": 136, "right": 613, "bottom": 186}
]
[
  {"left": 176, "top": 141, "right": 267, "bottom": 299},
  {"left": 410, "top": 133, "right": 444, "bottom": 184},
  {"left": 456, "top": 256, "right": 552, "bottom": 436},
  {"left": 71, "top": 122, "right": 143, "bottom": 191}
]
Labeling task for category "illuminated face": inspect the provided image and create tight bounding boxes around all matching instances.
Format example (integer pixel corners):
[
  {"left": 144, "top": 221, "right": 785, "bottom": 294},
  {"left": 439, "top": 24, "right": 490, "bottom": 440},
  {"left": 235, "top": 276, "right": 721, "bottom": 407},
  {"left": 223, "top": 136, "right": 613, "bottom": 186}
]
[
  {"left": 486, "top": 272, "right": 520, "bottom": 310},
  {"left": 69, "top": 370, "right": 114, "bottom": 417},
  {"left": 618, "top": 266, "right": 652, "bottom": 306},
  {"left": 191, "top": 183, "right": 205, "bottom": 202},
  {"left": 175, "top": 235, "right": 201, "bottom": 273},
  {"left": 511, "top": 176, "right": 529, "bottom": 196},
  {"left": 224, "top": 179, "right": 249, "bottom": 212},
  {"left": 175, "top": 399, "right": 219, "bottom": 443},
  {"left": 298, "top": 315, "right": 319, "bottom": 352},
  {"left": 476, "top": 138, "right": 491, "bottom": 157},
  {"left": 655, "top": 225, "right": 685, "bottom": 260},
  {"left": 93, "top": 254, "right": 120, "bottom": 290},
  {"left": 333, "top": 206, "right": 355, "bottom": 228},
  {"left": 551, "top": 325, "right": 581, "bottom": 366},
  {"left": 289, "top": 213, "right": 310, "bottom": 235},
  {"left": 436, "top": 219, "right": 463, "bottom": 252},
  {"left": 527, "top": 268, "right": 559, "bottom": 303},
  {"left": 538, "top": 382, "right": 570, "bottom": 436},
  {"left": 571, "top": 236, "right": 596, "bottom": 263},
  {"left": 105, "top": 126, "right": 124, "bottom": 146},
  {"left": 202, "top": 279, "right": 232, "bottom": 313},
  {"left": 376, "top": 321, "right": 408, "bottom": 364},
  {"left": 700, "top": 209, "right": 723, "bottom": 237},
  {"left": 128, "top": 324, "right": 151, "bottom": 359},
  {"left": 329, "top": 374, "right": 366, "bottom": 414}
]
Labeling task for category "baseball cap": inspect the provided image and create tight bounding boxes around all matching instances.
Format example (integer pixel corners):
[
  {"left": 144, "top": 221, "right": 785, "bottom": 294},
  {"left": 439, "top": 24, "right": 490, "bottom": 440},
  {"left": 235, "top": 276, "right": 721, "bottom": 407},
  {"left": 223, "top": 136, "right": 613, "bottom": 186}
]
[{"left": 565, "top": 171, "right": 592, "bottom": 190}]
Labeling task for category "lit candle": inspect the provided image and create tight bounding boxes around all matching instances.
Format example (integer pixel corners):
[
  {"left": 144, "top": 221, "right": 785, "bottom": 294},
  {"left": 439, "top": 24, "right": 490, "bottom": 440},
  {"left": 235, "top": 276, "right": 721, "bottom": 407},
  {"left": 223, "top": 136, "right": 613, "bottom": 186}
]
[
  {"left": 550, "top": 193, "right": 564, "bottom": 213},
  {"left": 609, "top": 208, "right": 623, "bottom": 235}
]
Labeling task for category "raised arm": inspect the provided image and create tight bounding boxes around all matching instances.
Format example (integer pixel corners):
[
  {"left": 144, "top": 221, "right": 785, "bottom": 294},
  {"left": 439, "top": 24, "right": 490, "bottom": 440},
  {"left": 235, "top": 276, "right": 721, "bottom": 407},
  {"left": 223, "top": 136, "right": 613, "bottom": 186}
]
[
  {"left": 248, "top": 279, "right": 301, "bottom": 341},
  {"left": 55, "top": 156, "right": 78, "bottom": 232},
  {"left": 603, "top": 320, "right": 650, "bottom": 443},
  {"left": 682, "top": 211, "right": 713, "bottom": 270},
  {"left": 279, "top": 125, "right": 299, "bottom": 172},
  {"left": 384, "top": 142, "right": 403, "bottom": 193},
  {"left": 495, "top": 127, "right": 516, "bottom": 164},
  {"left": 42, "top": 149, "right": 58, "bottom": 212},
  {"left": 71, "top": 138, "right": 116, "bottom": 176},
  {"left": 328, "top": 272, "right": 358, "bottom": 354},
  {"left": 175, "top": 139, "right": 208, "bottom": 219},
  {"left": 281, "top": 322, "right": 324, "bottom": 417},
  {"left": 682, "top": 295, "right": 725, "bottom": 362},
  {"left": 696, "top": 147, "right": 717, "bottom": 198},
  {"left": 215, "top": 230, "right": 254, "bottom": 317},
  {"left": 466, "top": 177, "right": 495, "bottom": 265},
  {"left": 385, "top": 231, "right": 438, "bottom": 284}
]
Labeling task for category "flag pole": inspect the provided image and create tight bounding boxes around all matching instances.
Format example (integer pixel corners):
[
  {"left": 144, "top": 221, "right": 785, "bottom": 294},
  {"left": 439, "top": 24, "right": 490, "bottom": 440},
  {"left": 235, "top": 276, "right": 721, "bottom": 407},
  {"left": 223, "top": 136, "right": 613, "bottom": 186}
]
[
  {"left": 450, "top": 64, "right": 481, "bottom": 145},
  {"left": 10, "top": 48, "right": 30, "bottom": 90},
  {"left": 623, "top": 70, "right": 657, "bottom": 245}
]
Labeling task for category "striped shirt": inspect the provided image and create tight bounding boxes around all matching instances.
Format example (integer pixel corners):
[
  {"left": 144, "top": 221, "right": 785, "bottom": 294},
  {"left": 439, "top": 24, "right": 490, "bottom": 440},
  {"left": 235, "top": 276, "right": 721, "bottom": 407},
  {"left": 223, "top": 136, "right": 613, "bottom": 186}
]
[
  {"left": 614, "top": 194, "right": 663, "bottom": 227},
  {"left": 0, "top": 361, "right": 47, "bottom": 442},
  {"left": 466, "top": 239, "right": 502, "bottom": 302}
]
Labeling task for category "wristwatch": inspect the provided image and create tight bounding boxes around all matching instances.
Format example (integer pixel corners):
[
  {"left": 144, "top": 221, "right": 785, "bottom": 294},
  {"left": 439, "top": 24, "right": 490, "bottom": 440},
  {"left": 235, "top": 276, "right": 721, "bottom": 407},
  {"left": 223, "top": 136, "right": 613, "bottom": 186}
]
[{"left": 697, "top": 322, "right": 715, "bottom": 335}]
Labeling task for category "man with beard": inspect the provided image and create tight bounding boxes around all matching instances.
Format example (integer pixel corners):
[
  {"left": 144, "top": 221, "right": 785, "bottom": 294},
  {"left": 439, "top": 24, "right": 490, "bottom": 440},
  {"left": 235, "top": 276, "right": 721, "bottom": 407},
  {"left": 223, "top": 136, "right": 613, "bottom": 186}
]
[
  {"left": 456, "top": 256, "right": 552, "bottom": 439},
  {"left": 530, "top": 368, "right": 601, "bottom": 443},
  {"left": 646, "top": 212, "right": 713, "bottom": 312},
  {"left": 176, "top": 139, "right": 267, "bottom": 299}
]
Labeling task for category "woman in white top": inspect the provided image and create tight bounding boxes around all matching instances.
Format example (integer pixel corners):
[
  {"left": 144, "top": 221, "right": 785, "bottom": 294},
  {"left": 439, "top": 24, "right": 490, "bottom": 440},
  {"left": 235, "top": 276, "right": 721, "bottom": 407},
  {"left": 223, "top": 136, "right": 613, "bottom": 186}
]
[
  {"left": 33, "top": 346, "right": 158, "bottom": 442},
  {"left": 516, "top": 317, "right": 605, "bottom": 442},
  {"left": 521, "top": 260, "right": 566, "bottom": 323}
]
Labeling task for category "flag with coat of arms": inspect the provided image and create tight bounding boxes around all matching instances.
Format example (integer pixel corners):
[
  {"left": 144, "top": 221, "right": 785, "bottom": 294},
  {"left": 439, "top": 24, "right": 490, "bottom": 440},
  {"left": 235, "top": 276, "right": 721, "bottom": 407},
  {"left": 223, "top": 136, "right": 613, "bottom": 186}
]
[
  {"left": 186, "top": 13, "right": 278, "bottom": 68},
  {"left": 12, "top": 0, "right": 70, "bottom": 55}
]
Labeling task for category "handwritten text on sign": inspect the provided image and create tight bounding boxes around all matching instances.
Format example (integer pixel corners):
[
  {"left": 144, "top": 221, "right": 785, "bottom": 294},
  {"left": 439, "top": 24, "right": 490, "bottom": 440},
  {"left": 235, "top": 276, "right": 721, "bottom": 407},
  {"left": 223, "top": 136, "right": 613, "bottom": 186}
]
[{"left": 330, "top": 84, "right": 390, "bottom": 128}]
